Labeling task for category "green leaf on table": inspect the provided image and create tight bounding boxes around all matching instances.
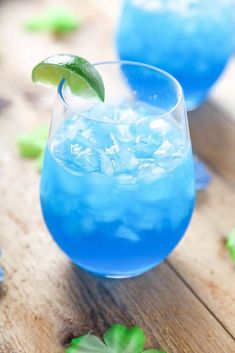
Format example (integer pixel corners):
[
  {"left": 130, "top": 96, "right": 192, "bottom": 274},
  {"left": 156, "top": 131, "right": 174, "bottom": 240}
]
[
  {"left": 226, "top": 228, "right": 235, "bottom": 262},
  {"left": 104, "top": 324, "right": 145, "bottom": 353},
  {"left": 17, "top": 124, "right": 48, "bottom": 172},
  {"left": 17, "top": 134, "right": 44, "bottom": 158},
  {"left": 25, "top": 7, "right": 82, "bottom": 35},
  {"left": 65, "top": 335, "right": 108, "bottom": 353},
  {"left": 65, "top": 324, "right": 167, "bottom": 353},
  {"left": 17, "top": 123, "right": 48, "bottom": 158}
]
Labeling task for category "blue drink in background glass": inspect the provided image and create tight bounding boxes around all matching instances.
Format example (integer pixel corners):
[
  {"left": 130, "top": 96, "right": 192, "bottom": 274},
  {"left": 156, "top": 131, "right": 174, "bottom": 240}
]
[
  {"left": 40, "top": 62, "right": 195, "bottom": 278},
  {"left": 116, "top": 0, "right": 235, "bottom": 110}
]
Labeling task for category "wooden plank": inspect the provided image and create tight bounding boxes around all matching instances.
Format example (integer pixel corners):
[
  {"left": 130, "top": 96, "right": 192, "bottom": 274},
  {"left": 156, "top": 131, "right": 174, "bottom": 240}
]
[
  {"left": 189, "top": 96, "right": 235, "bottom": 183},
  {"left": 168, "top": 83, "right": 235, "bottom": 336}
]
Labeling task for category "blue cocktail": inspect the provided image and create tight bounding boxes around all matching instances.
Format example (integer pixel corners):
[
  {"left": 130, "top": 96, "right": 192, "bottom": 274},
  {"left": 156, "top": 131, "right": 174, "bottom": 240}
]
[
  {"left": 40, "top": 62, "right": 195, "bottom": 278},
  {"left": 116, "top": 0, "right": 235, "bottom": 110}
]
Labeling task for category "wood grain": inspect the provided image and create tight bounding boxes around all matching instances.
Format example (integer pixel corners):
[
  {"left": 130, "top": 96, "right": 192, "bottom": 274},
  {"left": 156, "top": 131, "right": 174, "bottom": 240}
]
[
  {"left": 0, "top": 0, "right": 235, "bottom": 352},
  {"left": 168, "top": 100, "right": 235, "bottom": 337}
]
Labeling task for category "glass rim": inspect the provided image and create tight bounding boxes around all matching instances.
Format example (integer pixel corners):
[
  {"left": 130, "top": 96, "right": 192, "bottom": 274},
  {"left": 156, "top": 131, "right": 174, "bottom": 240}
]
[{"left": 57, "top": 60, "right": 184, "bottom": 124}]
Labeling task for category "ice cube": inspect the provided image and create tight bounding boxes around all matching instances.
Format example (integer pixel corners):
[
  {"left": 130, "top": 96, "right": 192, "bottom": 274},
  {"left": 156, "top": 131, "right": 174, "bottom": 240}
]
[
  {"left": 59, "top": 171, "right": 85, "bottom": 196},
  {"left": 86, "top": 192, "right": 110, "bottom": 211},
  {"left": 99, "top": 150, "right": 114, "bottom": 176},
  {"left": 115, "top": 225, "right": 139, "bottom": 242},
  {"left": 65, "top": 116, "right": 113, "bottom": 150},
  {"left": 110, "top": 148, "right": 138, "bottom": 174},
  {"left": 89, "top": 121, "right": 114, "bottom": 149},
  {"left": 65, "top": 116, "right": 86, "bottom": 139},
  {"left": 85, "top": 174, "right": 125, "bottom": 222},
  {"left": 117, "top": 106, "right": 138, "bottom": 124},
  {"left": 86, "top": 172, "right": 114, "bottom": 193},
  {"left": 135, "top": 140, "right": 159, "bottom": 158},
  {"left": 120, "top": 148, "right": 138, "bottom": 172},
  {"left": 135, "top": 176, "right": 170, "bottom": 203},
  {"left": 80, "top": 216, "right": 96, "bottom": 234},
  {"left": 51, "top": 138, "right": 73, "bottom": 165},
  {"left": 75, "top": 125, "right": 96, "bottom": 148},
  {"left": 115, "top": 124, "right": 136, "bottom": 144},
  {"left": 135, "top": 119, "right": 163, "bottom": 157},
  {"left": 137, "top": 159, "right": 165, "bottom": 182},
  {"left": 154, "top": 140, "right": 172, "bottom": 156},
  {"left": 49, "top": 195, "right": 79, "bottom": 216},
  {"left": 153, "top": 139, "right": 179, "bottom": 169},
  {"left": 71, "top": 145, "right": 100, "bottom": 173},
  {"left": 125, "top": 201, "right": 160, "bottom": 230},
  {"left": 117, "top": 174, "right": 136, "bottom": 185},
  {"left": 98, "top": 207, "right": 122, "bottom": 223},
  {"left": 150, "top": 118, "right": 171, "bottom": 134}
]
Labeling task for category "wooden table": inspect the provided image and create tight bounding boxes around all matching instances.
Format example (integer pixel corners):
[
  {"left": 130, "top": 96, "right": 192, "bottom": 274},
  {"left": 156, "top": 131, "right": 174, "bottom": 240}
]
[{"left": 0, "top": 1, "right": 235, "bottom": 352}]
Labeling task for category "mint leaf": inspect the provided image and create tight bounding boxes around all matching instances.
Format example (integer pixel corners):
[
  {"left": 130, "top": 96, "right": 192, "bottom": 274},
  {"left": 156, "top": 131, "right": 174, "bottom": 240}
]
[
  {"left": 104, "top": 324, "right": 145, "bottom": 353},
  {"left": 17, "top": 134, "right": 44, "bottom": 158},
  {"left": 65, "top": 335, "right": 108, "bottom": 353},
  {"left": 17, "top": 123, "right": 48, "bottom": 159},
  {"left": 226, "top": 228, "right": 235, "bottom": 262},
  {"left": 65, "top": 324, "right": 168, "bottom": 353},
  {"left": 25, "top": 7, "right": 81, "bottom": 35},
  {"left": 17, "top": 124, "right": 48, "bottom": 172}
]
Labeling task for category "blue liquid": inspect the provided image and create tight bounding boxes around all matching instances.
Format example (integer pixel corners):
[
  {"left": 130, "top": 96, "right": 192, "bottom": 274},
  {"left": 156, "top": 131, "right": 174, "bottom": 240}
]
[
  {"left": 40, "top": 103, "right": 195, "bottom": 278},
  {"left": 116, "top": 0, "right": 235, "bottom": 110}
]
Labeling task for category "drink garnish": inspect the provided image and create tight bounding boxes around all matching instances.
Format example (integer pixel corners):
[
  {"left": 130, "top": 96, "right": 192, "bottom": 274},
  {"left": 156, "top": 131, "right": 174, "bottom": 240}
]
[{"left": 32, "top": 54, "right": 105, "bottom": 101}]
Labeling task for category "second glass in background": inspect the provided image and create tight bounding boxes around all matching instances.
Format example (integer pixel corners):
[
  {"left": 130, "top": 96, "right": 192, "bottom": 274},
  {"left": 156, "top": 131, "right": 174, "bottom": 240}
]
[{"left": 116, "top": 0, "right": 235, "bottom": 111}]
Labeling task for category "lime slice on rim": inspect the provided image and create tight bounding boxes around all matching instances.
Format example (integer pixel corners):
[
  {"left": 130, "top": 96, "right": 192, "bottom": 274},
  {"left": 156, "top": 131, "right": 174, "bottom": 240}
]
[{"left": 32, "top": 54, "right": 105, "bottom": 101}]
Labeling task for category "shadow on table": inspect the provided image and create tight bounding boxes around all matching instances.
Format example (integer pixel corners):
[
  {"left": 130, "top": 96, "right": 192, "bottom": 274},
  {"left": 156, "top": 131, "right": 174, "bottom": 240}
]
[{"left": 60, "top": 259, "right": 212, "bottom": 351}]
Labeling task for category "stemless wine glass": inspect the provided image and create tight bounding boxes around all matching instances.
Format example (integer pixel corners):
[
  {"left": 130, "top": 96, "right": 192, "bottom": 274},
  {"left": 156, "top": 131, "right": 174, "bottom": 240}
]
[
  {"left": 116, "top": 0, "right": 235, "bottom": 111},
  {"left": 40, "top": 61, "right": 195, "bottom": 278}
]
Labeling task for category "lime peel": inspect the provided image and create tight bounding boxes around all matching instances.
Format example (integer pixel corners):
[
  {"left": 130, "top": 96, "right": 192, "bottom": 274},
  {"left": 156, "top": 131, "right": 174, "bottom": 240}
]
[{"left": 32, "top": 54, "right": 105, "bottom": 102}]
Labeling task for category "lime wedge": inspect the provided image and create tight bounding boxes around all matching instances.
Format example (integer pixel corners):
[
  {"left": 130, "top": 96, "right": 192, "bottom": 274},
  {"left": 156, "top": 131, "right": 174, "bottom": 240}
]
[{"left": 32, "top": 54, "right": 105, "bottom": 101}]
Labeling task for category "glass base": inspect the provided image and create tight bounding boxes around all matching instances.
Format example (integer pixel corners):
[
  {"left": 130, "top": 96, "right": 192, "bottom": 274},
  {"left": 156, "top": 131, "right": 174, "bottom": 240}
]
[{"left": 75, "top": 262, "right": 159, "bottom": 279}]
